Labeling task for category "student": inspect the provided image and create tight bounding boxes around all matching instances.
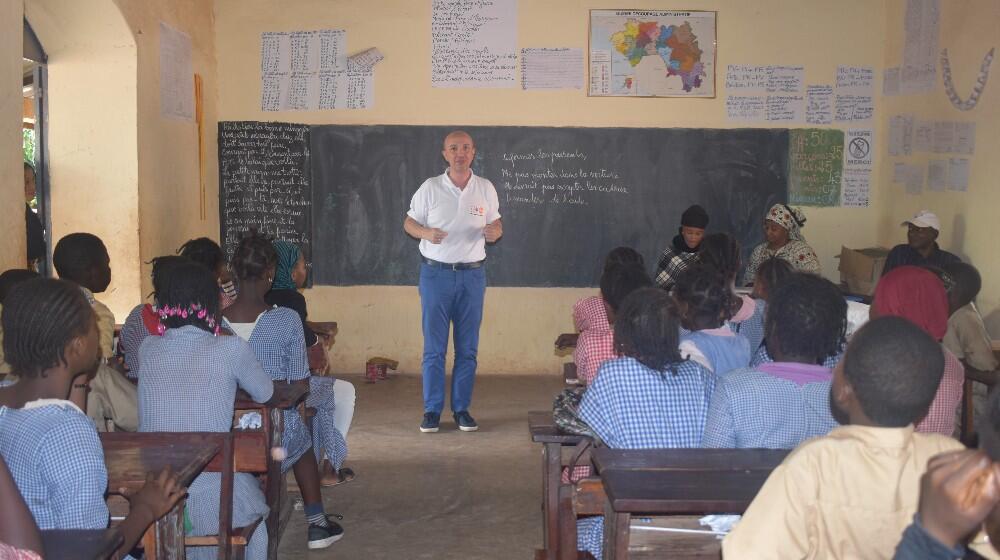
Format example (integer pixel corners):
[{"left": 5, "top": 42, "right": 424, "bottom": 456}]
[
  {"left": 723, "top": 316, "right": 965, "bottom": 558},
  {"left": 0, "top": 269, "right": 39, "bottom": 375},
  {"left": 743, "top": 204, "right": 821, "bottom": 285},
  {"left": 654, "top": 204, "right": 708, "bottom": 290},
  {"left": 576, "top": 287, "right": 716, "bottom": 558},
  {"left": 178, "top": 237, "right": 238, "bottom": 308},
  {"left": 698, "top": 233, "right": 767, "bottom": 354},
  {"left": 0, "top": 278, "right": 185, "bottom": 559},
  {"left": 674, "top": 265, "right": 751, "bottom": 374},
  {"left": 872, "top": 266, "right": 963, "bottom": 436},
  {"left": 52, "top": 233, "right": 138, "bottom": 432},
  {"left": 940, "top": 262, "right": 997, "bottom": 372},
  {"left": 0, "top": 455, "right": 42, "bottom": 559},
  {"left": 702, "top": 273, "right": 844, "bottom": 449},
  {"left": 575, "top": 263, "right": 651, "bottom": 385},
  {"left": 556, "top": 246, "right": 644, "bottom": 352},
  {"left": 882, "top": 211, "right": 961, "bottom": 276},
  {"left": 266, "top": 240, "right": 356, "bottom": 487},
  {"left": 222, "top": 231, "right": 343, "bottom": 548},
  {"left": 749, "top": 256, "right": 794, "bottom": 302},
  {"left": 118, "top": 256, "right": 189, "bottom": 377}
]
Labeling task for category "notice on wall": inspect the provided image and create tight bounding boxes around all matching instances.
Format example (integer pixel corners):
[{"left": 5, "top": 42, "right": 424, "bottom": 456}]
[
  {"left": 913, "top": 119, "right": 932, "bottom": 152},
  {"left": 159, "top": 22, "right": 194, "bottom": 120},
  {"left": 835, "top": 66, "right": 874, "bottom": 121},
  {"left": 948, "top": 157, "right": 970, "bottom": 191},
  {"left": 954, "top": 122, "right": 976, "bottom": 154},
  {"left": 842, "top": 128, "right": 873, "bottom": 207},
  {"left": 765, "top": 95, "right": 805, "bottom": 122},
  {"left": 932, "top": 121, "right": 955, "bottom": 153},
  {"left": 888, "top": 114, "right": 914, "bottom": 156},
  {"left": 927, "top": 159, "right": 947, "bottom": 191},
  {"left": 432, "top": 0, "right": 518, "bottom": 88},
  {"left": 788, "top": 129, "right": 844, "bottom": 207},
  {"left": 521, "top": 48, "right": 583, "bottom": 90},
  {"left": 260, "top": 30, "right": 373, "bottom": 111},
  {"left": 806, "top": 84, "right": 833, "bottom": 124},
  {"left": 724, "top": 65, "right": 804, "bottom": 93},
  {"left": 901, "top": 0, "right": 939, "bottom": 94},
  {"left": 883, "top": 67, "right": 901, "bottom": 96},
  {"left": 726, "top": 96, "right": 766, "bottom": 121}
]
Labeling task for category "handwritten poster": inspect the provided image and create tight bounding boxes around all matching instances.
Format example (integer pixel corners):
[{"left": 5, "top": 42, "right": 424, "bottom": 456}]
[
  {"left": 806, "top": 85, "right": 833, "bottom": 124},
  {"left": 835, "top": 66, "right": 874, "bottom": 121},
  {"left": 431, "top": 0, "right": 518, "bottom": 88},
  {"left": 948, "top": 158, "right": 970, "bottom": 191},
  {"left": 260, "top": 30, "right": 373, "bottom": 111},
  {"left": 788, "top": 129, "right": 844, "bottom": 207},
  {"left": 888, "top": 114, "right": 914, "bottom": 156},
  {"left": 842, "top": 128, "right": 873, "bottom": 207},
  {"left": 521, "top": 48, "right": 583, "bottom": 90},
  {"left": 901, "top": 0, "right": 939, "bottom": 94},
  {"left": 726, "top": 96, "right": 765, "bottom": 121},
  {"left": 765, "top": 95, "right": 805, "bottom": 122},
  {"left": 159, "top": 22, "right": 194, "bottom": 120}
]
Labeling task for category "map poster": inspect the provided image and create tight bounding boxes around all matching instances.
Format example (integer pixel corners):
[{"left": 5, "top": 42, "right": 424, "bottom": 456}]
[
  {"left": 589, "top": 10, "right": 717, "bottom": 98},
  {"left": 788, "top": 129, "right": 845, "bottom": 207}
]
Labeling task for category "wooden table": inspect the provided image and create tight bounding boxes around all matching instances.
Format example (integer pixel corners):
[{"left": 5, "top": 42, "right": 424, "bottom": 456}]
[
  {"left": 528, "top": 411, "right": 588, "bottom": 560},
  {"left": 42, "top": 528, "right": 124, "bottom": 560},
  {"left": 236, "top": 381, "right": 309, "bottom": 560},
  {"left": 101, "top": 433, "right": 220, "bottom": 560},
  {"left": 592, "top": 448, "right": 788, "bottom": 560}
]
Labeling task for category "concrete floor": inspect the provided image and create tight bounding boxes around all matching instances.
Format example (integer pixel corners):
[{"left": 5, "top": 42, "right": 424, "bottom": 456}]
[{"left": 278, "top": 372, "right": 564, "bottom": 559}]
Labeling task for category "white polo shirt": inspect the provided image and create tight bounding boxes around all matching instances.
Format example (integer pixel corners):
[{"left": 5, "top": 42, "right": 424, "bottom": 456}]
[{"left": 407, "top": 169, "right": 501, "bottom": 264}]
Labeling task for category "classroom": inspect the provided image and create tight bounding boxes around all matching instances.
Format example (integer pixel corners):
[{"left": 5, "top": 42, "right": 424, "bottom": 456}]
[{"left": 0, "top": 0, "right": 999, "bottom": 558}]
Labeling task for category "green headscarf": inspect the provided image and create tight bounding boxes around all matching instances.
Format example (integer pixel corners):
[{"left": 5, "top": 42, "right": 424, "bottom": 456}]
[{"left": 271, "top": 240, "right": 300, "bottom": 290}]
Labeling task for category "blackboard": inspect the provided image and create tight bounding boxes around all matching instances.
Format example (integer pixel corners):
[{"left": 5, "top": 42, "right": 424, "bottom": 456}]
[
  {"left": 218, "top": 121, "right": 312, "bottom": 263},
  {"left": 309, "top": 125, "right": 789, "bottom": 287}
]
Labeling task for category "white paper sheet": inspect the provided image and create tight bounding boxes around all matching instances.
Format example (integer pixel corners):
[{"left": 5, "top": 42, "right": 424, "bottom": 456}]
[
  {"left": 913, "top": 119, "right": 932, "bottom": 152},
  {"left": 726, "top": 96, "right": 766, "bottom": 121},
  {"left": 767, "top": 66, "right": 804, "bottom": 93},
  {"left": 883, "top": 67, "right": 901, "bottom": 96},
  {"left": 431, "top": 0, "right": 518, "bottom": 88},
  {"left": 927, "top": 159, "right": 947, "bottom": 191},
  {"left": 260, "top": 30, "right": 373, "bottom": 111},
  {"left": 954, "top": 122, "right": 976, "bottom": 155},
  {"left": 842, "top": 128, "right": 874, "bottom": 207},
  {"left": 159, "top": 22, "right": 194, "bottom": 120},
  {"left": 948, "top": 157, "right": 970, "bottom": 191},
  {"left": 725, "top": 65, "right": 768, "bottom": 92},
  {"left": 521, "top": 48, "right": 583, "bottom": 90},
  {"left": 347, "top": 47, "right": 384, "bottom": 72},
  {"left": 835, "top": 66, "right": 874, "bottom": 121},
  {"left": 765, "top": 95, "right": 805, "bottom": 122},
  {"left": 901, "top": 0, "right": 939, "bottom": 94},
  {"left": 888, "top": 114, "right": 914, "bottom": 156},
  {"left": 806, "top": 84, "right": 833, "bottom": 124},
  {"left": 932, "top": 121, "right": 955, "bottom": 153}
]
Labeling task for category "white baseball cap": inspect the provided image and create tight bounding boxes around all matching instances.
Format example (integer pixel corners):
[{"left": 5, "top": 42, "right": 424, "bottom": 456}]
[{"left": 901, "top": 210, "right": 941, "bottom": 231}]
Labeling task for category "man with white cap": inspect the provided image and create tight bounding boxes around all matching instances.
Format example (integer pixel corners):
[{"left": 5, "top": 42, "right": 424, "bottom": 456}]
[{"left": 882, "top": 210, "right": 961, "bottom": 276}]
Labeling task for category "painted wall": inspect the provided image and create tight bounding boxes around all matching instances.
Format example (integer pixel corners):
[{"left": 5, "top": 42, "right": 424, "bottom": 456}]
[
  {"left": 215, "top": 0, "right": 886, "bottom": 374},
  {"left": 877, "top": 0, "right": 1000, "bottom": 332},
  {"left": 0, "top": 0, "right": 23, "bottom": 271}
]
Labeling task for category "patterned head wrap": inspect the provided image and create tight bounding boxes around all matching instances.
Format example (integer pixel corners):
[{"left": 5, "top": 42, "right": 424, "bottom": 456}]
[
  {"left": 765, "top": 204, "right": 808, "bottom": 241},
  {"left": 271, "top": 240, "right": 301, "bottom": 291}
]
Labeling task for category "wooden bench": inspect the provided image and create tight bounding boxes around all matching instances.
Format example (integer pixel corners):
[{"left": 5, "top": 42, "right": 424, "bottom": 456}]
[
  {"left": 959, "top": 351, "right": 1000, "bottom": 445},
  {"left": 235, "top": 381, "right": 309, "bottom": 560},
  {"left": 529, "top": 411, "right": 589, "bottom": 560},
  {"left": 100, "top": 432, "right": 219, "bottom": 560},
  {"left": 41, "top": 528, "right": 123, "bottom": 560},
  {"left": 559, "top": 448, "right": 788, "bottom": 560}
]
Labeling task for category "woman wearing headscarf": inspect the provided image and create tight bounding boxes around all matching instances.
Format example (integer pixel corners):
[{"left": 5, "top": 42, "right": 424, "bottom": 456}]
[
  {"left": 654, "top": 204, "right": 709, "bottom": 290},
  {"left": 743, "top": 204, "right": 821, "bottom": 285},
  {"left": 870, "top": 266, "right": 963, "bottom": 436},
  {"left": 265, "top": 240, "right": 357, "bottom": 486}
]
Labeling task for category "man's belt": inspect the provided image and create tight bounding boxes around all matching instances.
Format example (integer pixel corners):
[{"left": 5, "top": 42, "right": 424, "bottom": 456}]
[{"left": 421, "top": 257, "right": 485, "bottom": 270}]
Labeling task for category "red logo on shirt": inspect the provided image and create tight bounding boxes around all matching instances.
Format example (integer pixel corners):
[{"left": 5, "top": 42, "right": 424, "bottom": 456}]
[{"left": 468, "top": 205, "right": 486, "bottom": 217}]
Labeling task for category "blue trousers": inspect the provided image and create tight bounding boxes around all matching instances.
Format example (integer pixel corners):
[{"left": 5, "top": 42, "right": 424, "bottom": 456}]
[{"left": 418, "top": 262, "right": 486, "bottom": 414}]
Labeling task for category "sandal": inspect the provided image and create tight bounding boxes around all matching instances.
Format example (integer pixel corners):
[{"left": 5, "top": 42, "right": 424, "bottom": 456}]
[{"left": 321, "top": 467, "right": 356, "bottom": 487}]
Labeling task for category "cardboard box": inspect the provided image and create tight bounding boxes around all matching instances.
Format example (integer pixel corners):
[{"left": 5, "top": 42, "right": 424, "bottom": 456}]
[{"left": 838, "top": 246, "right": 890, "bottom": 296}]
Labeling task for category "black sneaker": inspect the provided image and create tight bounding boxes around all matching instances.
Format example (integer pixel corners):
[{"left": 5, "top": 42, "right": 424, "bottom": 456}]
[
  {"left": 307, "top": 516, "right": 344, "bottom": 549},
  {"left": 420, "top": 412, "right": 441, "bottom": 433},
  {"left": 454, "top": 411, "right": 478, "bottom": 432}
]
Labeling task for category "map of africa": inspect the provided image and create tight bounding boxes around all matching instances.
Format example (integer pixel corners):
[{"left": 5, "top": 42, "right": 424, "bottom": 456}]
[{"left": 589, "top": 10, "right": 716, "bottom": 98}]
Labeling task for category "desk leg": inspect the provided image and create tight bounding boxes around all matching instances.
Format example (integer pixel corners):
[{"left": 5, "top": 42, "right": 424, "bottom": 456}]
[
  {"left": 266, "top": 407, "right": 285, "bottom": 560},
  {"left": 602, "top": 499, "right": 629, "bottom": 560},
  {"left": 543, "top": 442, "right": 561, "bottom": 559},
  {"left": 151, "top": 501, "right": 186, "bottom": 560}
]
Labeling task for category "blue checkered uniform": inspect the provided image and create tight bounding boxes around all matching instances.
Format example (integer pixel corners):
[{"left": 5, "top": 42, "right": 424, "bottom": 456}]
[
  {"left": 576, "top": 357, "right": 716, "bottom": 557},
  {"left": 119, "top": 304, "right": 147, "bottom": 378},
  {"left": 138, "top": 325, "right": 275, "bottom": 560},
  {"left": 729, "top": 299, "right": 767, "bottom": 356},
  {"left": 702, "top": 366, "right": 838, "bottom": 449},
  {"left": 308, "top": 376, "right": 349, "bottom": 470},
  {"left": 0, "top": 402, "right": 108, "bottom": 530},
  {"left": 750, "top": 343, "right": 844, "bottom": 369},
  {"left": 226, "top": 308, "right": 313, "bottom": 473}
]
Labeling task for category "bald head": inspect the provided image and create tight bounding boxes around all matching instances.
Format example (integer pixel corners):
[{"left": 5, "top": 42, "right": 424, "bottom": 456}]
[
  {"left": 443, "top": 130, "right": 474, "bottom": 149},
  {"left": 442, "top": 130, "right": 476, "bottom": 176}
]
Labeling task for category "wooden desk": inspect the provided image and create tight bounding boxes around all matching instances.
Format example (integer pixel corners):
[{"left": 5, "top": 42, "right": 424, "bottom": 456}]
[
  {"left": 236, "top": 381, "right": 309, "bottom": 560},
  {"left": 529, "top": 411, "right": 588, "bottom": 560},
  {"left": 592, "top": 448, "right": 788, "bottom": 560},
  {"left": 42, "top": 528, "right": 124, "bottom": 560},
  {"left": 101, "top": 433, "right": 220, "bottom": 560}
]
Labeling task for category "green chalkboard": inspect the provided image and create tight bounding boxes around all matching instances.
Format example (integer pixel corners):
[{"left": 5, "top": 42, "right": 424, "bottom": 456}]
[{"left": 788, "top": 129, "right": 844, "bottom": 207}]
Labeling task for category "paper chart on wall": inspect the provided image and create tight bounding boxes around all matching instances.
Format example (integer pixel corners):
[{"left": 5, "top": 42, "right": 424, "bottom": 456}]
[
  {"left": 901, "top": 0, "right": 939, "bottom": 94},
  {"left": 842, "top": 128, "right": 873, "bottom": 207},
  {"left": 805, "top": 85, "right": 833, "bottom": 124},
  {"left": 431, "top": 0, "right": 518, "bottom": 88},
  {"left": 261, "top": 30, "right": 373, "bottom": 111},
  {"left": 948, "top": 158, "right": 970, "bottom": 191},
  {"left": 521, "top": 48, "right": 584, "bottom": 90},
  {"left": 835, "top": 66, "right": 874, "bottom": 122},
  {"left": 888, "top": 114, "right": 913, "bottom": 156},
  {"left": 927, "top": 159, "right": 947, "bottom": 191},
  {"left": 160, "top": 22, "right": 194, "bottom": 120}
]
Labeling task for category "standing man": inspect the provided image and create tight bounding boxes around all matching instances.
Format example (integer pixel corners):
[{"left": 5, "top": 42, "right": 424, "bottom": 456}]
[
  {"left": 404, "top": 131, "right": 502, "bottom": 433},
  {"left": 882, "top": 210, "right": 961, "bottom": 276}
]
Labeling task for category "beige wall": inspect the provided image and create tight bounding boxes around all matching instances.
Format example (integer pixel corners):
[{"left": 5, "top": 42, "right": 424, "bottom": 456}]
[
  {"left": 0, "top": 0, "right": 23, "bottom": 271},
  {"left": 216, "top": 0, "right": 885, "bottom": 374},
  {"left": 878, "top": 0, "right": 1000, "bottom": 332}
]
